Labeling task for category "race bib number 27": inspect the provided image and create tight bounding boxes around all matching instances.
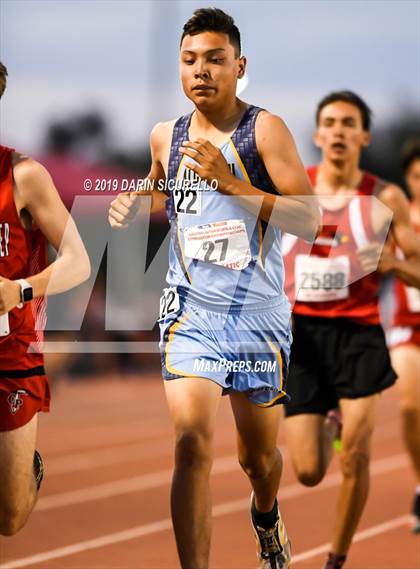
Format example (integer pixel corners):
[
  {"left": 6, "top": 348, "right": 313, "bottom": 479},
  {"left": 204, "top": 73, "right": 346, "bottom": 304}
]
[{"left": 183, "top": 219, "right": 251, "bottom": 270}]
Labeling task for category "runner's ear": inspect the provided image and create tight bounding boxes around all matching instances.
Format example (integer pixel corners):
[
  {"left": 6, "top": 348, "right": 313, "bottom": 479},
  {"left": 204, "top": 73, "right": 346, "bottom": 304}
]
[
  {"left": 237, "top": 56, "right": 247, "bottom": 79},
  {"left": 313, "top": 130, "right": 322, "bottom": 148},
  {"left": 361, "top": 131, "right": 371, "bottom": 148}
]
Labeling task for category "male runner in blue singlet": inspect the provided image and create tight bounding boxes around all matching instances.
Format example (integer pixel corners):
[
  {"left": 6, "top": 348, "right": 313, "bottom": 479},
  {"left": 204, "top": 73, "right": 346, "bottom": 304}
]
[{"left": 109, "top": 8, "right": 319, "bottom": 569}]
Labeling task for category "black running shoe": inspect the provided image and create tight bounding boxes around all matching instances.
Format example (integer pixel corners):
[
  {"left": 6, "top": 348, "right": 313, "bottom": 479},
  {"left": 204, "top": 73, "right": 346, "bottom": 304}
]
[
  {"left": 412, "top": 492, "right": 420, "bottom": 533},
  {"left": 33, "top": 450, "right": 44, "bottom": 491},
  {"left": 323, "top": 552, "right": 346, "bottom": 569}
]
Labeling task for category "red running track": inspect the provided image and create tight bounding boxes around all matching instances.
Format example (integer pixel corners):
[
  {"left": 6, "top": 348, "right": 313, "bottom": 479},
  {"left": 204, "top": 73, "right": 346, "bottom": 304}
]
[{"left": 0, "top": 374, "right": 418, "bottom": 569}]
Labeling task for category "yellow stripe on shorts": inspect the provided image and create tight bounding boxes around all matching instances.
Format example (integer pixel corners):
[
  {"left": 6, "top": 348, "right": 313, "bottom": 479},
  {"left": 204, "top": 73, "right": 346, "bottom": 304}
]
[
  {"left": 164, "top": 312, "right": 196, "bottom": 378},
  {"left": 256, "top": 340, "right": 287, "bottom": 408}
]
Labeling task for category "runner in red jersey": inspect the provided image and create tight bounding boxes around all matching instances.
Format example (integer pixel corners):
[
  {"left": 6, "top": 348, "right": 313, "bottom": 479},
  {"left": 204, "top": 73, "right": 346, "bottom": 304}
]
[
  {"left": 282, "top": 92, "right": 420, "bottom": 569},
  {"left": 0, "top": 62, "right": 90, "bottom": 536},
  {"left": 386, "top": 140, "right": 420, "bottom": 531}
]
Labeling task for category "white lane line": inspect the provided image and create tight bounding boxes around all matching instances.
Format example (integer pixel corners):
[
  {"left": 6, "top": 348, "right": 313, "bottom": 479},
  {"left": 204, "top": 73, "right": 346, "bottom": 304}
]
[
  {"left": 208, "top": 453, "right": 408, "bottom": 516},
  {"left": 2, "top": 454, "right": 409, "bottom": 569},
  {"left": 41, "top": 422, "right": 173, "bottom": 455},
  {"left": 46, "top": 440, "right": 173, "bottom": 475},
  {"left": 0, "top": 519, "right": 173, "bottom": 569},
  {"left": 0, "top": 512, "right": 411, "bottom": 569},
  {"left": 36, "top": 454, "right": 241, "bottom": 512},
  {"left": 44, "top": 416, "right": 399, "bottom": 477},
  {"left": 36, "top": 451, "right": 405, "bottom": 513},
  {"left": 292, "top": 515, "right": 411, "bottom": 563}
]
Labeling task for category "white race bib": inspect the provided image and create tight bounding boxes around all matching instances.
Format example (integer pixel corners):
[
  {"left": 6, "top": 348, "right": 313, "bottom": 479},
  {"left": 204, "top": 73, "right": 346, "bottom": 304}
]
[
  {"left": 183, "top": 219, "right": 251, "bottom": 271},
  {"left": 0, "top": 313, "right": 9, "bottom": 336},
  {"left": 173, "top": 188, "right": 202, "bottom": 216},
  {"left": 295, "top": 255, "right": 350, "bottom": 302},
  {"left": 405, "top": 285, "right": 420, "bottom": 313}
]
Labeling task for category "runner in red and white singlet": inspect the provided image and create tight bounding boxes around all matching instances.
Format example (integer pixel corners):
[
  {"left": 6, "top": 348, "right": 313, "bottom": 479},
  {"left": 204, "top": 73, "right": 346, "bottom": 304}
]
[
  {"left": 0, "top": 62, "right": 90, "bottom": 536},
  {"left": 282, "top": 92, "right": 420, "bottom": 569},
  {"left": 388, "top": 223, "right": 420, "bottom": 346},
  {"left": 0, "top": 144, "right": 49, "bottom": 426},
  {"left": 388, "top": 223, "right": 420, "bottom": 348},
  {"left": 386, "top": 141, "right": 420, "bottom": 532},
  {"left": 283, "top": 166, "right": 388, "bottom": 325}
]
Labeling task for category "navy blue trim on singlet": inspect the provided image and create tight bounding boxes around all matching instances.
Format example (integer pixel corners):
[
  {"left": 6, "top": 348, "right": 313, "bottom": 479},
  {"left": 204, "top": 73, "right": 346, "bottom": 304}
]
[
  {"left": 168, "top": 113, "right": 191, "bottom": 214},
  {"left": 227, "top": 106, "right": 281, "bottom": 305},
  {"left": 167, "top": 113, "right": 195, "bottom": 283},
  {"left": 230, "top": 106, "right": 280, "bottom": 265},
  {"left": 230, "top": 106, "right": 278, "bottom": 196}
]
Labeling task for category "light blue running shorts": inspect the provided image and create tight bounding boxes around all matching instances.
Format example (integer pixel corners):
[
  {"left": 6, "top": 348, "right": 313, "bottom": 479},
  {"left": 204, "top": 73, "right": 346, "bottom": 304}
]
[{"left": 159, "top": 293, "right": 292, "bottom": 407}]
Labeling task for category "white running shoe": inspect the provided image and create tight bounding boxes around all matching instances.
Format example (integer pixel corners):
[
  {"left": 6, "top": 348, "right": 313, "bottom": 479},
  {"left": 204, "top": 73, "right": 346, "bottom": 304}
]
[{"left": 250, "top": 492, "right": 291, "bottom": 569}]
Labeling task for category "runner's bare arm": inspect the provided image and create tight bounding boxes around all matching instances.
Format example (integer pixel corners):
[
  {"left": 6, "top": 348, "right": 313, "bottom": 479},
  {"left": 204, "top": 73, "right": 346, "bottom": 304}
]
[
  {"left": 359, "top": 185, "right": 420, "bottom": 286},
  {"left": 179, "top": 113, "right": 320, "bottom": 241},
  {"left": 0, "top": 158, "right": 90, "bottom": 314},
  {"left": 381, "top": 185, "right": 420, "bottom": 287},
  {"left": 255, "top": 113, "right": 320, "bottom": 239},
  {"left": 108, "top": 123, "right": 168, "bottom": 229}
]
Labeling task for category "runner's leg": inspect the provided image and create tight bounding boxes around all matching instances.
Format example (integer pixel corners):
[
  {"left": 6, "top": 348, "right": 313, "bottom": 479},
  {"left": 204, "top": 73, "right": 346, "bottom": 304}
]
[
  {"left": 330, "top": 394, "right": 378, "bottom": 555},
  {"left": 391, "top": 344, "right": 420, "bottom": 481},
  {"left": 285, "top": 413, "right": 336, "bottom": 486},
  {"left": 0, "top": 413, "right": 38, "bottom": 535},
  {"left": 230, "top": 393, "right": 282, "bottom": 511},
  {"left": 164, "top": 377, "right": 223, "bottom": 569}
]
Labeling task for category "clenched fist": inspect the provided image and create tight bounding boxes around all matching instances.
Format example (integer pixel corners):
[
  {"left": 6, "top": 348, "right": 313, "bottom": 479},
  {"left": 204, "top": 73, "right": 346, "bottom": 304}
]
[
  {"left": 108, "top": 192, "right": 141, "bottom": 229},
  {"left": 179, "top": 138, "right": 235, "bottom": 192},
  {"left": 357, "top": 242, "right": 395, "bottom": 274},
  {"left": 0, "top": 277, "right": 21, "bottom": 315}
]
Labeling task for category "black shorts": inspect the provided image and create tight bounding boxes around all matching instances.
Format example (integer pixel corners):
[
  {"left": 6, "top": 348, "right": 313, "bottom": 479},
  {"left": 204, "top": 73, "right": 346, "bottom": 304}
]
[{"left": 284, "top": 314, "right": 397, "bottom": 417}]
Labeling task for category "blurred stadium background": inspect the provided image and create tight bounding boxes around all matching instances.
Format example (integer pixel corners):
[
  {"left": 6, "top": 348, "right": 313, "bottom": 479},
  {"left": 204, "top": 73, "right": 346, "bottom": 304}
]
[
  {"left": 1, "top": 3, "right": 420, "bottom": 568},
  {"left": 0, "top": 0, "right": 419, "bottom": 379}
]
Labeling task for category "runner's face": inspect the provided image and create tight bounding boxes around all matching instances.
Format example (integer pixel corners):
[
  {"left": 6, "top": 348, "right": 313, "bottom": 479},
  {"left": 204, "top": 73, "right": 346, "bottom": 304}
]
[
  {"left": 314, "top": 101, "right": 370, "bottom": 163},
  {"left": 179, "top": 32, "right": 244, "bottom": 110},
  {"left": 406, "top": 158, "right": 420, "bottom": 200}
]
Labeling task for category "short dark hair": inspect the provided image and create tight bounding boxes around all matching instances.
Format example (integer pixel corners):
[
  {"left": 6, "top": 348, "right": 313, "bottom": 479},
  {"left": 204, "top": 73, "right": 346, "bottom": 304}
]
[
  {"left": 181, "top": 8, "right": 241, "bottom": 56},
  {"left": 316, "top": 90, "right": 372, "bottom": 131},
  {"left": 0, "top": 61, "right": 8, "bottom": 99},
  {"left": 401, "top": 138, "right": 420, "bottom": 173}
]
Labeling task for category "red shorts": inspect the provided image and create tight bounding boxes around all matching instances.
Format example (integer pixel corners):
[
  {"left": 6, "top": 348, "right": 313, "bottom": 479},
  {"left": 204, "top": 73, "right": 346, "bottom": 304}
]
[
  {"left": 387, "top": 325, "right": 420, "bottom": 350},
  {"left": 0, "top": 373, "right": 50, "bottom": 431}
]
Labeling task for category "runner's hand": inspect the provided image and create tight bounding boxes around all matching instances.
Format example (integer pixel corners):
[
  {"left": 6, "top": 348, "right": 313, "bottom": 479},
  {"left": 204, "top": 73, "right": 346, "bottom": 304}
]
[
  {"left": 376, "top": 243, "right": 396, "bottom": 273},
  {"left": 108, "top": 192, "right": 141, "bottom": 229},
  {"left": 357, "top": 242, "right": 395, "bottom": 274},
  {"left": 0, "top": 277, "right": 21, "bottom": 314},
  {"left": 179, "top": 138, "right": 234, "bottom": 192}
]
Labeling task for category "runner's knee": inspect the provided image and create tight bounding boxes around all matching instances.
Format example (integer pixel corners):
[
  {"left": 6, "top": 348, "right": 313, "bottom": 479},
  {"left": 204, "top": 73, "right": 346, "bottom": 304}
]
[
  {"left": 295, "top": 465, "right": 324, "bottom": 487},
  {"left": 238, "top": 448, "right": 280, "bottom": 480},
  {"left": 0, "top": 499, "right": 27, "bottom": 536},
  {"left": 400, "top": 402, "right": 419, "bottom": 423},
  {"left": 174, "top": 428, "right": 213, "bottom": 469},
  {"left": 340, "top": 447, "right": 369, "bottom": 478}
]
